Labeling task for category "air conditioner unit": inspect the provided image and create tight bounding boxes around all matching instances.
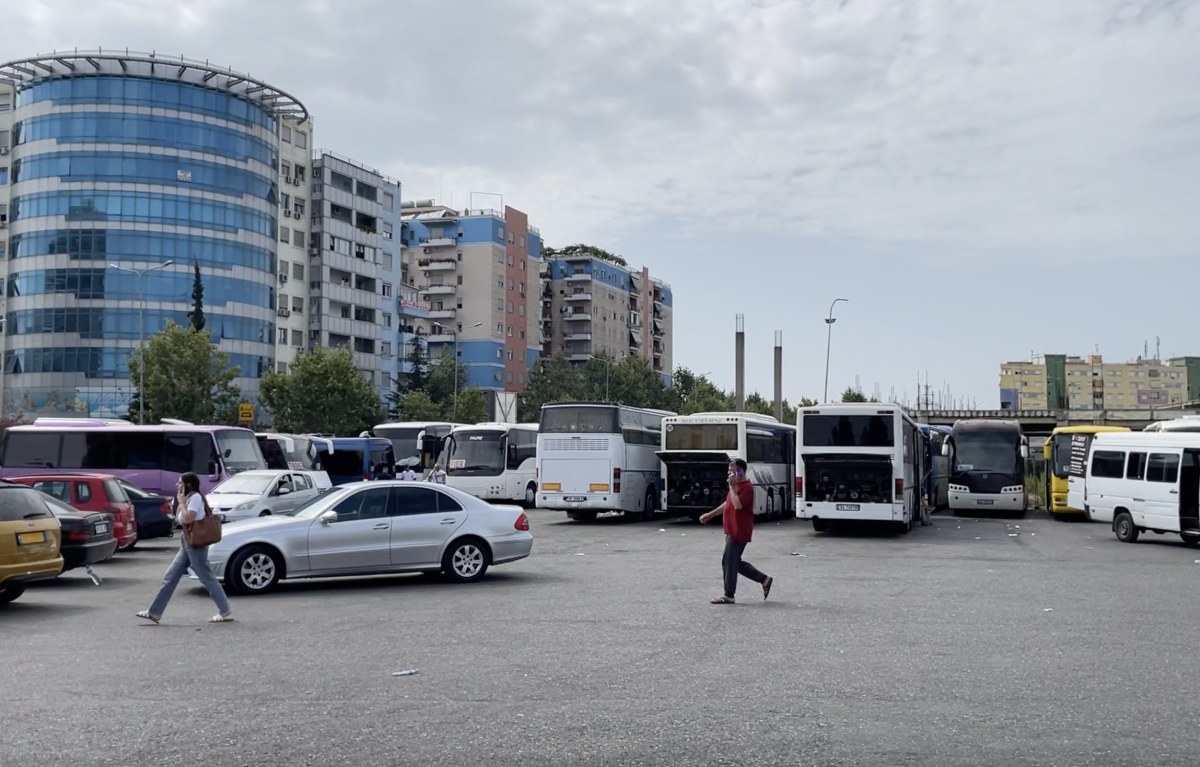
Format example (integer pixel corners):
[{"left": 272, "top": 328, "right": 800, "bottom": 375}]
[
  {"left": 309, "top": 247, "right": 319, "bottom": 256},
  {"left": 284, "top": 175, "right": 294, "bottom": 184},
  {"left": 277, "top": 308, "right": 291, "bottom": 317},
  {"left": 293, "top": 178, "right": 302, "bottom": 186},
  {"left": 423, "top": 247, "right": 432, "bottom": 254},
  {"left": 0, "top": 147, "right": 8, "bottom": 155},
  {"left": 0, "top": 221, "right": 7, "bottom": 229},
  {"left": 279, "top": 274, "right": 288, "bottom": 284}
]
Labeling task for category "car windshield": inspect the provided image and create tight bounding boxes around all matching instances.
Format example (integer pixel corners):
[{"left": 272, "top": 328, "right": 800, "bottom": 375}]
[
  {"left": 211, "top": 474, "right": 275, "bottom": 495},
  {"left": 0, "top": 486, "right": 55, "bottom": 520},
  {"left": 287, "top": 487, "right": 353, "bottom": 519}
]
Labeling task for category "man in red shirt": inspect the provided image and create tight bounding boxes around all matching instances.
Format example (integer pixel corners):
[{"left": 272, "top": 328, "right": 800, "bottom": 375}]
[{"left": 700, "top": 458, "right": 773, "bottom": 604}]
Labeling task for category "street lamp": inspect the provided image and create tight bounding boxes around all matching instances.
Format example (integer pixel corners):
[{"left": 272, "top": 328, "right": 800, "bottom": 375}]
[
  {"left": 588, "top": 354, "right": 624, "bottom": 401},
  {"left": 822, "top": 298, "right": 848, "bottom": 404},
  {"left": 432, "top": 320, "right": 483, "bottom": 420},
  {"left": 108, "top": 260, "right": 174, "bottom": 423}
]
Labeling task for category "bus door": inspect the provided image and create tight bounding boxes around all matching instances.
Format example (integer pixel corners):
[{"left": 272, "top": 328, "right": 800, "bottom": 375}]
[{"left": 1064, "top": 434, "right": 1090, "bottom": 512}]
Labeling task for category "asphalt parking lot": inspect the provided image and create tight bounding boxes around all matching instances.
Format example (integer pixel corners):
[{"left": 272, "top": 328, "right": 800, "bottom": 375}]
[{"left": 3, "top": 508, "right": 1199, "bottom": 767}]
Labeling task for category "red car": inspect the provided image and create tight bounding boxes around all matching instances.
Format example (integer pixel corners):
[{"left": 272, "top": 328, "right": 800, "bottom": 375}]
[{"left": 9, "top": 473, "right": 138, "bottom": 551}]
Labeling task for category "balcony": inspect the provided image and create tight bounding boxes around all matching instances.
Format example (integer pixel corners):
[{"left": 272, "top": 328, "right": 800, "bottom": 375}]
[
  {"left": 421, "top": 284, "right": 456, "bottom": 297},
  {"left": 419, "top": 236, "right": 457, "bottom": 249},
  {"left": 418, "top": 257, "right": 457, "bottom": 272},
  {"left": 566, "top": 273, "right": 592, "bottom": 283},
  {"left": 564, "top": 312, "right": 591, "bottom": 322},
  {"left": 564, "top": 332, "right": 592, "bottom": 342},
  {"left": 629, "top": 332, "right": 643, "bottom": 347},
  {"left": 428, "top": 308, "right": 456, "bottom": 320},
  {"left": 569, "top": 353, "right": 592, "bottom": 363},
  {"left": 628, "top": 312, "right": 642, "bottom": 328},
  {"left": 565, "top": 292, "right": 592, "bottom": 302}
]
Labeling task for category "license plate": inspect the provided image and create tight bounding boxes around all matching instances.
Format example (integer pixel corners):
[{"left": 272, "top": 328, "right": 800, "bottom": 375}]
[
  {"left": 836, "top": 504, "right": 860, "bottom": 511},
  {"left": 95, "top": 523, "right": 109, "bottom": 534},
  {"left": 563, "top": 496, "right": 587, "bottom": 502},
  {"left": 976, "top": 499, "right": 994, "bottom": 506},
  {"left": 17, "top": 531, "right": 46, "bottom": 545}
]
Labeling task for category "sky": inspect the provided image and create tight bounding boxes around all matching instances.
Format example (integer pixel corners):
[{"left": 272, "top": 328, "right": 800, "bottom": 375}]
[{"left": 8, "top": 0, "right": 1199, "bottom": 408}]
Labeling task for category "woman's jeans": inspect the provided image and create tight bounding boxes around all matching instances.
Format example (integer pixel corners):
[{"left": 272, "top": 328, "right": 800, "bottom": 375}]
[{"left": 148, "top": 538, "right": 232, "bottom": 617}]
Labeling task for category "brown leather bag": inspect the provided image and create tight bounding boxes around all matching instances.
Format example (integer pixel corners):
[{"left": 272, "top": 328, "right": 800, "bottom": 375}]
[{"left": 184, "top": 492, "right": 222, "bottom": 548}]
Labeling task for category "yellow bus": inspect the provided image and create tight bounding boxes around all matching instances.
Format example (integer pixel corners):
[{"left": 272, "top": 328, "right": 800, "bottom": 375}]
[{"left": 1043, "top": 425, "right": 1130, "bottom": 516}]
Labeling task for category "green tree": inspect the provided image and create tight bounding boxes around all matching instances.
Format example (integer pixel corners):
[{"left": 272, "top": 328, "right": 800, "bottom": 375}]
[
  {"left": 520, "top": 353, "right": 587, "bottom": 421},
  {"left": 188, "top": 262, "right": 206, "bottom": 332},
  {"left": 395, "top": 390, "right": 443, "bottom": 421},
  {"left": 403, "top": 335, "right": 429, "bottom": 391},
  {"left": 259, "top": 346, "right": 382, "bottom": 435},
  {"left": 841, "top": 386, "right": 870, "bottom": 403},
  {"left": 453, "top": 388, "right": 489, "bottom": 424},
  {"left": 425, "top": 349, "right": 471, "bottom": 417},
  {"left": 126, "top": 321, "right": 240, "bottom": 424},
  {"left": 549, "top": 243, "right": 629, "bottom": 268}
]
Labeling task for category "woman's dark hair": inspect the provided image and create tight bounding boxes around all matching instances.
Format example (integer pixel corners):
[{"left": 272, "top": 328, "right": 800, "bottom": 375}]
[{"left": 180, "top": 472, "right": 201, "bottom": 494}]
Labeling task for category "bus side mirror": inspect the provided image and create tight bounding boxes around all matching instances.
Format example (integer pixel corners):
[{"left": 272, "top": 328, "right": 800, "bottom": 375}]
[
  {"left": 1020, "top": 444, "right": 1029, "bottom": 459},
  {"left": 940, "top": 443, "right": 950, "bottom": 457},
  {"left": 208, "top": 461, "right": 220, "bottom": 477}
]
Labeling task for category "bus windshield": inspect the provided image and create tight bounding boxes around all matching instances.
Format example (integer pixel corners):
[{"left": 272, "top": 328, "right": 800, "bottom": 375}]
[
  {"left": 216, "top": 429, "right": 267, "bottom": 473},
  {"left": 1050, "top": 434, "right": 1075, "bottom": 478},
  {"left": 665, "top": 424, "right": 738, "bottom": 451},
  {"left": 540, "top": 406, "right": 619, "bottom": 434},
  {"left": 447, "top": 431, "right": 505, "bottom": 473},
  {"left": 954, "top": 433, "right": 1021, "bottom": 474},
  {"left": 802, "top": 415, "right": 894, "bottom": 447}
]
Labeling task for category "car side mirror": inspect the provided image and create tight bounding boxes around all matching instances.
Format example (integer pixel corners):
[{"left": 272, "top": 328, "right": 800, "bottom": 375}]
[
  {"left": 319, "top": 510, "right": 338, "bottom": 525},
  {"left": 277, "top": 486, "right": 291, "bottom": 496}
]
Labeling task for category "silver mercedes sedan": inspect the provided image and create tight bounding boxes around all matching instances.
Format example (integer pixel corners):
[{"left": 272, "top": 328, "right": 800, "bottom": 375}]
[{"left": 197, "top": 480, "right": 534, "bottom": 595}]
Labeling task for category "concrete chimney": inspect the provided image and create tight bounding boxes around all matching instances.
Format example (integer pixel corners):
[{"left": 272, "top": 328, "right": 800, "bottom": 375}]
[
  {"left": 735, "top": 314, "right": 745, "bottom": 411},
  {"left": 773, "top": 330, "right": 783, "bottom": 421}
]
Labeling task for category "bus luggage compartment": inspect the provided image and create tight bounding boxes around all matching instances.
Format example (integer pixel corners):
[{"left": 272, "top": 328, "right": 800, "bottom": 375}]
[
  {"left": 657, "top": 451, "right": 732, "bottom": 514},
  {"left": 803, "top": 455, "right": 893, "bottom": 505}
]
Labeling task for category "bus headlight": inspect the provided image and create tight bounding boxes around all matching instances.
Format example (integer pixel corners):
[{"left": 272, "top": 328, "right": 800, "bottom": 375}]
[
  {"left": 949, "top": 484, "right": 968, "bottom": 493},
  {"left": 1001, "top": 485, "right": 1024, "bottom": 494}
]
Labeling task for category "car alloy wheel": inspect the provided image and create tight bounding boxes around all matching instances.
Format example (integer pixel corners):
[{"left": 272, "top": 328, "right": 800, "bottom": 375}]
[
  {"left": 443, "top": 538, "right": 489, "bottom": 583},
  {"left": 238, "top": 550, "right": 279, "bottom": 592}
]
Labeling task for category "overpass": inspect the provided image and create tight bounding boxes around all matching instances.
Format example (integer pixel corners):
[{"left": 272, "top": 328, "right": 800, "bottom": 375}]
[{"left": 910, "top": 408, "right": 1200, "bottom": 437}]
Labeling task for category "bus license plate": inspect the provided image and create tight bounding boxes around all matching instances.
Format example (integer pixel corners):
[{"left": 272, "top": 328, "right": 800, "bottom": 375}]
[
  {"left": 564, "top": 496, "right": 587, "bottom": 502},
  {"left": 976, "top": 499, "right": 994, "bottom": 506},
  {"left": 836, "top": 504, "right": 860, "bottom": 511}
]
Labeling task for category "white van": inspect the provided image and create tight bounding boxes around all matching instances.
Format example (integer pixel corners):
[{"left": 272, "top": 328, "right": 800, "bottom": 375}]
[{"left": 1072, "top": 432, "right": 1200, "bottom": 546}]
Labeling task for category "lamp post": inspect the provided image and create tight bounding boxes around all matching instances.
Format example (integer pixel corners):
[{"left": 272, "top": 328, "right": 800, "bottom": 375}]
[
  {"left": 822, "top": 298, "right": 848, "bottom": 404},
  {"left": 588, "top": 354, "right": 624, "bottom": 401},
  {"left": 432, "top": 320, "right": 483, "bottom": 420},
  {"left": 108, "top": 260, "right": 174, "bottom": 423}
]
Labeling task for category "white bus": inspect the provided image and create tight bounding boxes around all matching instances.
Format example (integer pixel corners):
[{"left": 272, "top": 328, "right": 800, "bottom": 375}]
[
  {"left": 365, "top": 421, "right": 463, "bottom": 471},
  {"left": 1069, "top": 431, "right": 1200, "bottom": 546},
  {"left": 535, "top": 401, "right": 674, "bottom": 521},
  {"left": 796, "top": 403, "right": 923, "bottom": 533},
  {"left": 441, "top": 422, "right": 539, "bottom": 506},
  {"left": 657, "top": 412, "right": 796, "bottom": 521},
  {"left": 1143, "top": 415, "right": 1200, "bottom": 433}
]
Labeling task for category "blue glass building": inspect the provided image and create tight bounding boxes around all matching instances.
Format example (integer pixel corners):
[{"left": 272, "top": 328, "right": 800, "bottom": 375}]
[{"left": 0, "top": 51, "right": 307, "bottom": 417}]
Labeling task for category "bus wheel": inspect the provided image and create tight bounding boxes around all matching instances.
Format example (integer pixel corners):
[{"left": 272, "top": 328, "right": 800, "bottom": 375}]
[
  {"left": 811, "top": 518, "right": 826, "bottom": 533},
  {"left": 567, "top": 511, "right": 597, "bottom": 522},
  {"left": 524, "top": 484, "right": 536, "bottom": 508},
  {"left": 1181, "top": 534, "right": 1200, "bottom": 547},
  {"left": 1114, "top": 511, "right": 1140, "bottom": 543},
  {"left": 765, "top": 493, "right": 775, "bottom": 520},
  {"left": 642, "top": 488, "right": 657, "bottom": 521}
]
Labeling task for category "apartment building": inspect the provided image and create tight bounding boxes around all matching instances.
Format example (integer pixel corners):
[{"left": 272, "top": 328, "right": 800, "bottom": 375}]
[
  {"left": 0, "top": 80, "right": 12, "bottom": 412},
  {"left": 541, "top": 253, "right": 674, "bottom": 381},
  {"left": 274, "top": 115, "right": 315, "bottom": 376},
  {"left": 399, "top": 201, "right": 543, "bottom": 393},
  {"left": 999, "top": 354, "right": 1200, "bottom": 411},
  {"left": 309, "top": 152, "right": 402, "bottom": 402}
]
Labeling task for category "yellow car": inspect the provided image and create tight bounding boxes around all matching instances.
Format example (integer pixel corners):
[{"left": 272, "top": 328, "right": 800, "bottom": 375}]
[{"left": 0, "top": 482, "right": 64, "bottom": 605}]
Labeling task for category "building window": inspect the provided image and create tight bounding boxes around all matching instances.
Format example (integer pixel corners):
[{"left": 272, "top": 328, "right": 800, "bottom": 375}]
[
  {"left": 496, "top": 299, "right": 504, "bottom": 311},
  {"left": 291, "top": 329, "right": 303, "bottom": 347},
  {"left": 292, "top": 297, "right": 304, "bottom": 313},
  {"left": 294, "top": 199, "right": 305, "bottom": 216},
  {"left": 279, "top": 225, "right": 289, "bottom": 242},
  {"left": 382, "top": 283, "right": 392, "bottom": 298},
  {"left": 507, "top": 350, "right": 514, "bottom": 361},
  {"left": 0, "top": 167, "right": 8, "bottom": 186},
  {"left": 519, "top": 305, "right": 525, "bottom": 317},
  {"left": 496, "top": 323, "right": 503, "bottom": 335},
  {"left": 278, "top": 361, "right": 288, "bottom": 374},
  {"left": 292, "top": 229, "right": 305, "bottom": 248},
  {"left": 281, "top": 160, "right": 292, "bottom": 178},
  {"left": 496, "top": 348, "right": 503, "bottom": 359},
  {"left": 507, "top": 301, "right": 514, "bottom": 313},
  {"left": 277, "top": 327, "right": 288, "bottom": 343},
  {"left": 383, "top": 312, "right": 392, "bottom": 328},
  {"left": 295, "top": 131, "right": 308, "bottom": 149},
  {"left": 507, "top": 325, "right": 513, "bottom": 336},
  {"left": 381, "top": 341, "right": 392, "bottom": 357},
  {"left": 282, "top": 125, "right": 292, "bottom": 143},
  {"left": 508, "top": 278, "right": 514, "bottom": 290}
]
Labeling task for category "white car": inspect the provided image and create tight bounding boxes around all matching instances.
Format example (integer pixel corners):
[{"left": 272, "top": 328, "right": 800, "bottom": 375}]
[
  {"left": 197, "top": 480, "right": 534, "bottom": 594},
  {"left": 208, "top": 470, "right": 331, "bottom": 523}
]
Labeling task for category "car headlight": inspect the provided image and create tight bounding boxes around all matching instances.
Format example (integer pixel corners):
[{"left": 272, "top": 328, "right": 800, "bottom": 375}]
[{"left": 233, "top": 501, "right": 256, "bottom": 511}]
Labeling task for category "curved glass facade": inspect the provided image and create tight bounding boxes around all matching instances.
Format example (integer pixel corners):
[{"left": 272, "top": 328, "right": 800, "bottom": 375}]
[
  {"left": 2, "top": 65, "right": 291, "bottom": 414},
  {"left": 15, "top": 112, "right": 277, "bottom": 166},
  {"left": 13, "top": 151, "right": 275, "bottom": 200},
  {"left": 6, "top": 308, "right": 273, "bottom": 343},
  {"left": 10, "top": 230, "right": 275, "bottom": 274},
  {"left": 6, "top": 268, "right": 274, "bottom": 307},
  {"left": 3, "top": 346, "right": 268, "bottom": 380},
  {"left": 15, "top": 75, "right": 277, "bottom": 131},
  {"left": 10, "top": 190, "right": 276, "bottom": 237}
]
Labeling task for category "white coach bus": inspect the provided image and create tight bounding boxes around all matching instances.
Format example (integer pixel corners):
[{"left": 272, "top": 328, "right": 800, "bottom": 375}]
[
  {"left": 441, "top": 422, "right": 539, "bottom": 506},
  {"left": 657, "top": 412, "right": 795, "bottom": 521},
  {"left": 535, "top": 401, "right": 674, "bottom": 522},
  {"left": 796, "top": 403, "right": 923, "bottom": 533}
]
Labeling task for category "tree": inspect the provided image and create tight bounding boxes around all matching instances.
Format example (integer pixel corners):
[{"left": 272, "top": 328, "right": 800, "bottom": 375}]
[
  {"left": 188, "top": 262, "right": 206, "bottom": 332},
  {"left": 453, "top": 388, "right": 489, "bottom": 425},
  {"left": 841, "top": 386, "right": 870, "bottom": 403},
  {"left": 520, "top": 353, "right": 587, "bottom": 421},
  {"left": 126, "top": 321, "right": 240, "bottom": 424},
  {"left": 259, "top": 346, "right": 382, "bottom": 435},
  {"left": 395, "top": 390, "right": 443, "bottom": 421},
  {"left": 548, "top": 243, "right": 629, "bottom": 268},
  {"left": 403, "top": 335, "right": 429, "bottom": 392},
  {"left": 425, "top": 349, "right": 470, "bottom": 416}
]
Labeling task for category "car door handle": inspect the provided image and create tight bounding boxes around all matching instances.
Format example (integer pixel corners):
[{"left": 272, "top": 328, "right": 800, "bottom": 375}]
[
  {"left": 1133, "top": 498, "right": 1145, "bottom": 502},
  {"left": 1170, "top": 490, "right": 1179, "bottom": 495},
  {"left": 440, "top": 518, "right": 457, "bottom": 525},
  {"left": 373, "top": 523, "right": 390, "bottom": 530}
]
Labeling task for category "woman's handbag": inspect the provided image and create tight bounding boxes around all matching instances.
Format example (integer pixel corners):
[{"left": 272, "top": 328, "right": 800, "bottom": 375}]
[{"left": 184, "top": 492, "right": 223, "bottom": 548}]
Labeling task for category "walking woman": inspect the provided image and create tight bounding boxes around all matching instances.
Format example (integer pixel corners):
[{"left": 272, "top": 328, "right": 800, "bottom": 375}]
[{"left": 136, "top": 472, "right": 234, "bottom": 624}]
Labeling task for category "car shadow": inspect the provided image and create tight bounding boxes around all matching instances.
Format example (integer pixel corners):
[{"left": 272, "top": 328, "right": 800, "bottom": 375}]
[
  {"left": 0, "top": 601, "right": 100, "bottom": 619},
  {"left": 189, "top": 570, "right": 564, "bottom": 599},
  {"left": 31, "top": 572, "right": 137, "bottom": 589}
]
